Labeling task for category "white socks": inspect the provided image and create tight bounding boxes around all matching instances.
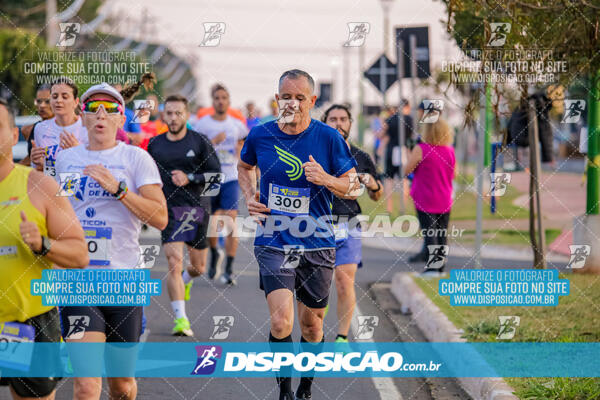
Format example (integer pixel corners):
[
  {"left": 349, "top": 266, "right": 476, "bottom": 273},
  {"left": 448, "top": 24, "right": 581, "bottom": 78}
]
[
  {"left": 182, "top": 270, "right": 192, "bottom": 284},
  {"left": 171, "top": 300, "right": 187, "bottom": 320}
]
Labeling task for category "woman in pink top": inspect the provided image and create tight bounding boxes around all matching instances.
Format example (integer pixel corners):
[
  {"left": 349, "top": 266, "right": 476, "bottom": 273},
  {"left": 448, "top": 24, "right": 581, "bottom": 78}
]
[{"left": 405, "top": 117, "right": 456, "bottom": 273}]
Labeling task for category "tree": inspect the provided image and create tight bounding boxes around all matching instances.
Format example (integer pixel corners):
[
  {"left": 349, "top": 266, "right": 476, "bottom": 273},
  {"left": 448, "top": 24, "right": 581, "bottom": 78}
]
[
  {"left": 0, "top": 29, "right": 49, "bottom": 114},
  {"left": 0, "top": 0, "right": 102, "bottom": 29},
  {"left": 438, "top": 0, "right": 600, "bottom": 269}
]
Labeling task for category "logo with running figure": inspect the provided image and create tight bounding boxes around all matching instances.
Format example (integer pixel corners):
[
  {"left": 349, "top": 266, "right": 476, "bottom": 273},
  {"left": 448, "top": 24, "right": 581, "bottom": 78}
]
[
  {"left": 137, "top": 245, "right": 160, "bottom": 268},
  {"left": 170, "top": 207, "right": 203, "bottom": 242},
  {"left": 355, "top": 315, "right": 379, "bottom": 340},
  {"left": 426, "top": 245, "right": 448, "bottom": 270},
  {"left": 191, "top": 345, "right": 222, "bottom": 375},
  {"left": 561, "top": 100, "right": 586, "bottom": 123},
  {"left": 132, "top": 99, "right": 155, "bottom": 124},
  {"left": 281, "top": 245, "right": 305, "bottom": 269},
  {"left": 209, "top": 316, "right": 234, "bottom": 339},
  {"left": 487, "top": 22, "right": 511, "bottom": 47},
  {"left": 274, "top": 146, "right": 303, "bottom": 181},
  {"left": 277, "top": 99, "right": 299, "bottom": 123},
  {"left": 344, "top": 22, "right": 370, "bottom": 47},
  {"left": 203, "top": 172, "right": 224, "bottom": 197},
  {"left": 419, "top": 100, "right": 444, "bottom": 123},
  {"left": 497, "top": 316, "right": 520, "bottom": 340},
  {"left": 66, "top": 315, "right": 90, "bottom": 340},
  {"left": 345, "top": 172, "right": 366, "bottom": 197},
  {"left": 567, "top": 245, "right": 590, "bottom": 269},
  {"left": 57, "top": 22, "right": 80, "bottom": 47},
  {"left": 488, "top": 173, "right": 511, "bottom": 197},
  {"left": 199, "top": 22, "right": 226, "bottom": 47}
]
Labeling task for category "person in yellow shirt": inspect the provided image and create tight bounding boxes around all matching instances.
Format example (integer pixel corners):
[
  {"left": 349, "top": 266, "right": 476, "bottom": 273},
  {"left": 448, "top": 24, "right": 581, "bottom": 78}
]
[{"left": 0, "top": 98, "right": 88, "bottom": 400}]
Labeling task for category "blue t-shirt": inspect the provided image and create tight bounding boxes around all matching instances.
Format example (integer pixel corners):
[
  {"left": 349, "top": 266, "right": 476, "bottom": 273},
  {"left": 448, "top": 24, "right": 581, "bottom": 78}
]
[{"left": 240, "top": 119, "right": 357, "bottom": 250}]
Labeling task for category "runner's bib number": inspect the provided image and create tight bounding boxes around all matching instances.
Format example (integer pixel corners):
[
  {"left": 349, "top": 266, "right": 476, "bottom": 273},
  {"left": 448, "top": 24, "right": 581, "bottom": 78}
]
[
  {"left": 268, "top": 183, "right": 310, "bottom": 216},
  {"left": 0, "top": 322, "right": 35, "bottom": 371},
  {"left": 43, "top": 145, "right": 59, "bottom": 177},
  {"left": 43, "top": 162, "right": 56, "bottom": 177},
  {"left": 217, "top": 149, "right": 236, "bottom": 165},
  {"left": 85, "top": 227, "right": 112, "bottom": 266}
]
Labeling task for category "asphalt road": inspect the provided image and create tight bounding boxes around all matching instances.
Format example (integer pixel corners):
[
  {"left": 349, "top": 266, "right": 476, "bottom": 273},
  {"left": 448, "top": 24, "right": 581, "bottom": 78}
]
[{"left": 18, "top": 229, "right": 561, "bottom": 400}]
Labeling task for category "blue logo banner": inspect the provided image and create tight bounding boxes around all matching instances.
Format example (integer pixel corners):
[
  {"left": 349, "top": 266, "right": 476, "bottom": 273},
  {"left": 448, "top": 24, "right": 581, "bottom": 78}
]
[{"left": 1, "top": 342, "right": 598, "bottom": 378}]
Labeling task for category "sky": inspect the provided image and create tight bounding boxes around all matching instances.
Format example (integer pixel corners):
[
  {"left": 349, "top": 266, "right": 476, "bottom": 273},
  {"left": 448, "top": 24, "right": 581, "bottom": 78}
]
[{"left": 101, "top": 0, "right": 464, "bottom": 116}]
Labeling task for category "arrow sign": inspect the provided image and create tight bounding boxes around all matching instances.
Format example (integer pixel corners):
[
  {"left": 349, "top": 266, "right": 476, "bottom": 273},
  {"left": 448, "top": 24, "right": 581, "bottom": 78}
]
[{"left": 364, "top": 54, "right": 397, "bottom": 94}]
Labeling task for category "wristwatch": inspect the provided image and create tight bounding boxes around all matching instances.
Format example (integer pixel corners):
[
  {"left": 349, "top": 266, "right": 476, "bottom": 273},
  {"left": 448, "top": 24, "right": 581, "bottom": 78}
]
[
  {"left": 187, "top": 173, "right": 196, "bottom": 184},
  {"left": 33, "top": 236, "right": 52, "bottom": 256},
  {"left": 113, "top": 181, "right": 127, "bottom": 198}
]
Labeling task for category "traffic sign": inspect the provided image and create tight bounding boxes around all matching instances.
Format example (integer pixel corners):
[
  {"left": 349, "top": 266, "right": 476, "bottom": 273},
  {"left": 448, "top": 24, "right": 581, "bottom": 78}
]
[
  {"left": 396, "top": 26, "right": 431, "bottom": 79},
  {"left": 363, "top": 54, "right": 397, "bottom": 94}
]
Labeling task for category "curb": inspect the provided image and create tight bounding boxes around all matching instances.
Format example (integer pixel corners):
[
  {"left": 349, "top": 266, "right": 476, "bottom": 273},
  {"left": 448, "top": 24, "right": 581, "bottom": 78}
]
[
  {"left": 364, "top": 236, "right": 569, "bottom": 263},
  {"left": 390, "top": 272, "right": 519, "bottom": 400}
]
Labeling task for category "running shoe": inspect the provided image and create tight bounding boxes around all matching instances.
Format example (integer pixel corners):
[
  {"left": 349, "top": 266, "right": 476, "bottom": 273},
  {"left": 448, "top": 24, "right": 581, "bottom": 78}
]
[
  {"left": 184, "top": 280, "right": 193, "bottom": 301},
  {"left": 208, "top": 248, "right": 225, "bottom": 280},
  {"left": 280, "top": 392, "right": 295, "bottom": 400},
  {"left": 295, "top": 388, "right": 312, "bottom": 400},
  {"left": 219, "top": 273, "right": 237, "bottom": 286},
  {"left": 334, "top": 336, "right": 351, "bottom": 354},
  {"left": 172, "top": 317, "right": 193, "bottom": 336}
]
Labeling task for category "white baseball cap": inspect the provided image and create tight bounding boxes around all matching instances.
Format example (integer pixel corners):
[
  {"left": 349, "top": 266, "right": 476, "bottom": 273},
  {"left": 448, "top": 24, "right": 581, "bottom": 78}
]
[{"left": 80, "top": 83, "right": 126, "bottom": 110}]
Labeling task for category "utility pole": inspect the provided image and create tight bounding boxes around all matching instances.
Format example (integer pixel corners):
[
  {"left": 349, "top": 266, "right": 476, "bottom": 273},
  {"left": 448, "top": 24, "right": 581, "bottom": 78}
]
[
  {"left": 46, "top": 0, "right": 58, "bottom": 45},
  {"left": 358, "top": 44, "right": 365, "bottom": 146},
  {"left": 343, "top": 45, "right": 350, "bottom": 104},
  {"left": 379, "top": 0, "right": 394, "bottom": 105},
  {"left": 587, "top": 71, "right": 600, "bottom": 215}
]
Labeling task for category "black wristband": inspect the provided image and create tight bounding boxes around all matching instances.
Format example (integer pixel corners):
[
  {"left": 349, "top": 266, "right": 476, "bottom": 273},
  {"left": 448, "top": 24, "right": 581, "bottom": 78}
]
[
  {"left": 188, "top": 173, "right": 207, "bottom": 186},
  {"left": 369, "top": 180, "right": 381, "bottom": 192}
]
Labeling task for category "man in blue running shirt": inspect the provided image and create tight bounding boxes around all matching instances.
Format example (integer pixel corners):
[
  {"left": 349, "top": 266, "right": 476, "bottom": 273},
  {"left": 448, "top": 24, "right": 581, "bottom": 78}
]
[{"left": 238, "top": 69, "right": 358, "bottom": 400}]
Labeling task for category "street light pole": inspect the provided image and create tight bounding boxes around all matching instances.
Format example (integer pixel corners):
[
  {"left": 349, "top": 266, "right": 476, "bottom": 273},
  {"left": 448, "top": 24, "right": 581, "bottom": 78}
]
[
  {"left": 379, "top": 0, "right": 394, "bottom": 105},
  {"left": 46, "top": 0, "right": 58, "bottom": 45}
]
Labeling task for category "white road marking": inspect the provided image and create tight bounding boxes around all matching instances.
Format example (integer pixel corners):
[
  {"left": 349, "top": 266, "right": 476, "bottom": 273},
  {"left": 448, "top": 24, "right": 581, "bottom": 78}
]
[{"left": 352, "top": 303, "right": 404, "bottom": 400}]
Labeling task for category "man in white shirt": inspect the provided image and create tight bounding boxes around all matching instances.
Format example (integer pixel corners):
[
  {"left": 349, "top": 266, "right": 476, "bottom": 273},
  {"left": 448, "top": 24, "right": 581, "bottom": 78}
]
[{"left": 193, "top": 84, "right": 248, "bottom": 285}]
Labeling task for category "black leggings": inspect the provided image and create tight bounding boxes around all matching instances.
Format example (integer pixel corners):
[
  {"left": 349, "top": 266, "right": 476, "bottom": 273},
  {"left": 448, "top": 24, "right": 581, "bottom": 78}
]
[{"left": 416, "top": 209, "right": 450, "bottom": 253}]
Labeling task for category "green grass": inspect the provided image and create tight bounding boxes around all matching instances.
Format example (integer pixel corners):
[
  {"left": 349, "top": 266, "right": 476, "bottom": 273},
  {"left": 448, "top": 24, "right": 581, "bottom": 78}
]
[
  {"left": 506, "top": 378, "right": 600, "bottom": 400},
  {"left": 357, "top": 182, "right": 528, "bottom": 221},
  {"left": 450, "top": 184, "right": 529, "bottom": 220},
  {"left": 458, "top": 229, "right": 562, "bottom": 247},
  {"left": 412, "top": 274, "right": 600, "bottom": 399}
]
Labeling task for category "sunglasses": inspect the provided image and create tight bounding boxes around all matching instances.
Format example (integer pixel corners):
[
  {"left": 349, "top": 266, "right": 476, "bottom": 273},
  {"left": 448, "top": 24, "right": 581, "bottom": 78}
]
[
  {"left": 34, "top": 98, "right": 51, "bottom": 106},
  {"left": 82, "top": 98, "right": 124, "bottom": 115}
]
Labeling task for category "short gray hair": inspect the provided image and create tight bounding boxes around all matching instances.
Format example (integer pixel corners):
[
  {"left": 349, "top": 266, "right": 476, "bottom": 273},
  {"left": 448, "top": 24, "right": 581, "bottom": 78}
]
[{"left": 278, "top": 69, "right": 315, "bottom": 93}]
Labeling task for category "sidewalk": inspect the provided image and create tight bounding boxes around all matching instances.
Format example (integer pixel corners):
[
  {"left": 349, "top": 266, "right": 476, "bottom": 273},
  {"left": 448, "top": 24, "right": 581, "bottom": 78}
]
[
  {"left": 362, "top": 236, "right": 569, "bottom": 263},
  {"left": 509, "top": 169, "right": 585, "bottom": 256},
  {"left": 450, "top": 167, "right": 584, "bottom": 257}
]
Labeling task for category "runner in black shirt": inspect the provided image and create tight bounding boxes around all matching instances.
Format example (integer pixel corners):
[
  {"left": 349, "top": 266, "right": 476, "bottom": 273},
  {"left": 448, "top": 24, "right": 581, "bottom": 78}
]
[
  {"left": 383, "top": 99, "right": 414, "bottom": 214},
  {"left": 322, "top": 104, "right": 383, "bottom": 345},
  {"left": 147, "top": 94, "right": 221, "bottom": 337}
]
